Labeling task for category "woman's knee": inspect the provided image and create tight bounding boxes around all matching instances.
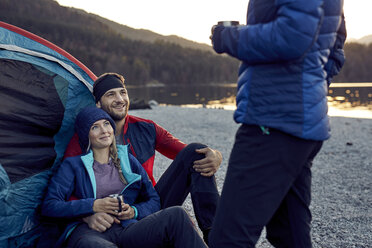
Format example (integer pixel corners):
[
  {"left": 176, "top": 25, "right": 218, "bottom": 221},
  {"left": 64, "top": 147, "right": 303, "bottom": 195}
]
[
  {"left": 163, "top": 206, "right": 187, "bottom": 215},
  {"left": 72, "top": 236, "right": 117, "bottom": 248},
  {"left": 162, "top": 206, "right": 190, "bottom": 223}
]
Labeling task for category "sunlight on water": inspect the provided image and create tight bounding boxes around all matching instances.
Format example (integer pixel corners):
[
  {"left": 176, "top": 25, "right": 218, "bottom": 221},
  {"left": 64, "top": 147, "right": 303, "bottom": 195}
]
[
  {"left": 179, "top": 102, "right": 372, "bottom": 119},
  {"left": 176, "top": 83, "right": 372, "bottom": 119},
  {"left": 328, "top": 102, "right": 372, "bottom": 119}
]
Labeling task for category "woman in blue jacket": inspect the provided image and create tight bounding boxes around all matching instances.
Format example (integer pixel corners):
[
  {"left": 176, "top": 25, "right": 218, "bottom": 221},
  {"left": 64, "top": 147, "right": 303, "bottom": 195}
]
[
  {"left": 209, "top": 0, "right": 346, "bottom": 247},
  {"left": 42, "top": 106, "right": 206, "bottom": 248}
]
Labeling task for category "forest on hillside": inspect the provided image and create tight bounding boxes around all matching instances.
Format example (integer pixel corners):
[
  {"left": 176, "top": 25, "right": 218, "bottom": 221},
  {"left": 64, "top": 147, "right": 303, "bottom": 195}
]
[
  {"left": 334, "top": 42, "right": 372, "bottom": 82},
  {"left": 0, "top": 0, "right": 239, "bottom": 86},
  {"left": 1, "top": 0, "right": 371, "bottom": 85}
]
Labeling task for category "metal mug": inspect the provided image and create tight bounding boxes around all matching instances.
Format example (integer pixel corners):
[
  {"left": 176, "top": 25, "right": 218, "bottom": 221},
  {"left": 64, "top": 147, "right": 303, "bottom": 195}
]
[
  {"left": 217, "top": 21, "right": 240, "bottom": 27},
  {"left": 109, "top": 194, "right": 124, "bottom": 212}
]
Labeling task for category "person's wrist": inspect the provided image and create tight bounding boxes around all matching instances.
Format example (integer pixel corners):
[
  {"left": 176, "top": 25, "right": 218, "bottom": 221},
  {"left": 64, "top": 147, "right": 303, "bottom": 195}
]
[
  {"left": 92, "top": 199, "right": 98, "bottom": 212},
  {"left": 92, "top": 199, "right": 102, "bottom": 213},
  {"left": 217, "top": 150, "right": 223, "bottom": 163}
]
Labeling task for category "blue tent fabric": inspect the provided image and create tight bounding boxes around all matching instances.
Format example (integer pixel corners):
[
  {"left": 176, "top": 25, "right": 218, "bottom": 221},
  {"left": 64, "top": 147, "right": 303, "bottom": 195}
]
[
  {"left": 0, "top": 59, "right": 65, "bottom": 183},
  {"left": 0, "top": 22, "right": 96, "bottom": 247}
]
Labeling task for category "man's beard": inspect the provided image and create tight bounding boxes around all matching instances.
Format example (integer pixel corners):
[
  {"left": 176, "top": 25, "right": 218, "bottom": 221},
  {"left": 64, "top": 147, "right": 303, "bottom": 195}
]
[
  {"left": 103, "top": 104, "right": 129, "bottom": 121},
  {"left": 109, "top": 111, "right": 126, "bottom": 121}
]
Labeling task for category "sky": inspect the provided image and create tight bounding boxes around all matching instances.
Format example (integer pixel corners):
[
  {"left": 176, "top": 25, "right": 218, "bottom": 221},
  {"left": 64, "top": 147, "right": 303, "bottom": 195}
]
[{"left": 55, "top": 0, "right": 371, "bottom": 45}]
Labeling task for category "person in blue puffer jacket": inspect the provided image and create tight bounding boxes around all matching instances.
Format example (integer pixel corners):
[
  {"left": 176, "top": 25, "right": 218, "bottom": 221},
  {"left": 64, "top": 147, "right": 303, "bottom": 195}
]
[
  {"left": 41, "top": 106, "right": 207, "bottom": 248},
  {"left": 209, "top": 0, "right": 346, "bottom": 247}
]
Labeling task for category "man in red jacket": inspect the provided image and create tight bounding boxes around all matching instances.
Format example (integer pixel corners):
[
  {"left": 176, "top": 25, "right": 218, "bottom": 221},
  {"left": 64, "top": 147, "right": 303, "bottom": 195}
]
[{"left": 64, "top": 72, "right": 222, "bottom": 243}]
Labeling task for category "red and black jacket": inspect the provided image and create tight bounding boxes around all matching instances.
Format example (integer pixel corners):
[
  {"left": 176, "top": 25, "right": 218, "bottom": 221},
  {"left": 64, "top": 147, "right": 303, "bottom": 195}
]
[{"left": 64, "top": 114, "right": 186, "bottom": 185}]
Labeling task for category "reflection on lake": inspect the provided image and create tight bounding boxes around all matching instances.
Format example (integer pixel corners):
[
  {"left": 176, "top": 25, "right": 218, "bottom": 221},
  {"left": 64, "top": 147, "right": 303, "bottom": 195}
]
[
  {"left": 179, "top": 101, "right": 372, "bottom": 119},
  {"left": 127, "top": 83, "right": 372, "bottom": 119},
  {"left": 327, "top": 102, "right": 372, "bottom": 119}
]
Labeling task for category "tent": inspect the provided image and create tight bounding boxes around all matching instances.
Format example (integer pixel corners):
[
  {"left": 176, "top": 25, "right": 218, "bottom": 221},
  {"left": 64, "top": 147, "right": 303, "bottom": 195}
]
[{"left": 0, "top": 21, "right": 96, "bottom": 247}]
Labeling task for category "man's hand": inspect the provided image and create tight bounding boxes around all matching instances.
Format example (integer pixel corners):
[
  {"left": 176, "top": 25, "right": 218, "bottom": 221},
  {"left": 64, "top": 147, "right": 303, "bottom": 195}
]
[
  {"left": 82, "top": 212, "right": 119, "bottom": 232},
  {"left": 210, "top": 25, "right": 226, "bottom": 54},
  {"left": 117, "top": 204, "right": 135, "bottom": 220},
  {"left": 93, "top": 197, "right": 120, "bottom": 215},
  {"left": 193, "top": 147, "right": 222, "bottom": 177}
]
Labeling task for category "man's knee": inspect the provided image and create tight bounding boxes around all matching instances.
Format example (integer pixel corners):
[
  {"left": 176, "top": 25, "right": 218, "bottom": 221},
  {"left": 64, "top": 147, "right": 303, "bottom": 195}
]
[
  {"left": 181, "top": 143, "right": 206, "bottom": 158},
  {"left": 183, "top": 143, "right": 206, "bottom": 153},
  {"left": 178, "top": 143, "right": 207, "bottom": 168}
]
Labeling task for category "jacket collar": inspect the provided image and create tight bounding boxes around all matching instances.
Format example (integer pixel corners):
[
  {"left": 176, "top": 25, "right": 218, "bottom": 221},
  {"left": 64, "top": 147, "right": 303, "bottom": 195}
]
[
  {"left": 80, "top": 145, "right": 141, "bottom": 197},
  {"left": 117, "top": 144, "right": 141, "bottom": 184}
]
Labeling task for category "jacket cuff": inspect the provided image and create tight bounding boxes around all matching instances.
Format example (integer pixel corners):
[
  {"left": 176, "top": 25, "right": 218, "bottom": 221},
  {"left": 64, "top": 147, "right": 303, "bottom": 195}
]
[{"left": 131, "top": 205, "right": 138, "bottom": 219}]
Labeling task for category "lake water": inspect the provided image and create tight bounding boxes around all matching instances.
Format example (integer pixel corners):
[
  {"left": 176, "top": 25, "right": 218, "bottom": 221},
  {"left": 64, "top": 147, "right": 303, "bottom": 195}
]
[
  {"left": 178, "top": 102, "right": 372, "bottom": 119},
  {"left": 127, "top": 83, "right": 372, "bottom": 119}
]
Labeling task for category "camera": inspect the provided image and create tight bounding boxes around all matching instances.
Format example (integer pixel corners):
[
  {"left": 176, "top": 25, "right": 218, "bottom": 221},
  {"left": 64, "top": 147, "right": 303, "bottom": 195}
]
[
  {"left": 109, "top": 194, "right": 124, "bottom": 212},
  {"left": 217, "top": 21, "right": 240, "bottom": 27}
]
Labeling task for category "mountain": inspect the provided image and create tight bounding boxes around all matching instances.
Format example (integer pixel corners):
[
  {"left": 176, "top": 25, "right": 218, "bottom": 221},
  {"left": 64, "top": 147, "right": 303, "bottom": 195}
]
[
  {"left": 357, "top": 35, "right": 372, "bottom": 45},
  {"left": 83, "top": 11, "right": 214, "bottom": 53},
  {"left": 1, "top": 0, "right": 371, "bottom": 84},
  {"left": 0, "top": 0, "right": 239, "bottom": 86},
  {"left": 347, "top": 35, "right": 372, "bottom": 45}
]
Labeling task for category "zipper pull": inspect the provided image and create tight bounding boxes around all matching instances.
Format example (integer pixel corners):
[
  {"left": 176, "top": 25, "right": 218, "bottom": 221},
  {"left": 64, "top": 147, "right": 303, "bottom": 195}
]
[{"left": 260, "top": 126, "right": 270, "bottom": 135}]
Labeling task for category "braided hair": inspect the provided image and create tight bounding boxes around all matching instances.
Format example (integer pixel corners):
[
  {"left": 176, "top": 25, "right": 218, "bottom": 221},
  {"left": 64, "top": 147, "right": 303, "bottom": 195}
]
[{"left": 109, "top": 138, "right": 127, "bottom": 185}]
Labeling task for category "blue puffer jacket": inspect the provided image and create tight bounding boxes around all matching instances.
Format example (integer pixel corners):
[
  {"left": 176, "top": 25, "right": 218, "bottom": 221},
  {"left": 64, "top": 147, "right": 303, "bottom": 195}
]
[
  {"left": 41, "top": 145, "right": 160, "bottom": 247},
  {"left": 212, "top": 0, "right": 346, "bottom": 140}
]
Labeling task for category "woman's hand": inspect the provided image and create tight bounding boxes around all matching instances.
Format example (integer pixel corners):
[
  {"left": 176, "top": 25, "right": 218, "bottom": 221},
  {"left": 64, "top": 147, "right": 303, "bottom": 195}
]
[
  {"left": 83, "top": 212, "right": 120, "bottom": 232},
  {"left": 93, "top": 197, "right": 121, "bottom": 215},
  {"left": 117, "top": 204, "right": 135, "bottom": 220}
]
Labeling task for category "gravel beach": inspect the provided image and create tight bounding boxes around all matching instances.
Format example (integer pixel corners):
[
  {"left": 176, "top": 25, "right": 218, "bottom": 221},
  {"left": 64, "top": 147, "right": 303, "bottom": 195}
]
[{"left": 129, "top": 106, "right": 372, "bottom": 248}]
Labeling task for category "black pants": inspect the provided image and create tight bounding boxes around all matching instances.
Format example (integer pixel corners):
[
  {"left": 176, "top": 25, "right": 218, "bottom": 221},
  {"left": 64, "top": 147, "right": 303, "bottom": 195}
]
[
  {"left": 66, "top": 206, "right": 207, "bottom": 248},
  {"left": 209, "top": 125, "right": 323, "bottom": 248},
  {"left": 37, "top": 144, "right": 219, "bottom": 247},
  {"left": 155, "top": 143, "right": 220, "bottom": 233}
]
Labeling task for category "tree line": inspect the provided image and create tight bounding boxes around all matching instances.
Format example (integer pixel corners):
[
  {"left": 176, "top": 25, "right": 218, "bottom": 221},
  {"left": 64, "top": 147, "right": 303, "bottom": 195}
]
[
  {"left": 1, "top": 0, "right": 239, "bottom": 86},
  {"left": 334, "top": 42, "right": 372, "bottom": 82},
  {"left": 1, "top": 0, "right": 371, "bottom": 85}
]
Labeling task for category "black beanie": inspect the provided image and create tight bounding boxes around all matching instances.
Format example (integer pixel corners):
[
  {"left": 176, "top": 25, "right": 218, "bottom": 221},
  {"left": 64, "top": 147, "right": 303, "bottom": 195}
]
[
  {"left": 93, "top": 74, "right": 124, "bottom": 103},
  {"left": 75, "top": 106, "right": 116, "bottom": 153}
]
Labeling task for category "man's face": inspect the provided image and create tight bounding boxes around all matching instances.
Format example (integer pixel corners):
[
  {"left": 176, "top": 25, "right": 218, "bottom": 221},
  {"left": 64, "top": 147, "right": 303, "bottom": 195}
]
[{"left": 96, "top": 87, "right": 130, "bottom": 121}]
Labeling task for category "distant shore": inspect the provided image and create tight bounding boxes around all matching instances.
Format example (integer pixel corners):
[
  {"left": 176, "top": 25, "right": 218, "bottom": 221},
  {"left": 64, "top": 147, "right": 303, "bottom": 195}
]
[{"left": 130, "top": 106, "right": 372, "bottom": 247}]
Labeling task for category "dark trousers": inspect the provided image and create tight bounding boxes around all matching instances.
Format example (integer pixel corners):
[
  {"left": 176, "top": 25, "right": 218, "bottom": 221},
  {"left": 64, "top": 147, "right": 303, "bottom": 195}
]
[
  {"left": 66, "top": 206, "right": 207, "bottom": 248},
  {"left": 209, "top": 125, "right": 323, "bottom": 248},
  {"left": 37, "top": 143, "right": 218, "bottom": 247},
  {"left": 155, "top": 143, "right": 220, "bottom": 233}
]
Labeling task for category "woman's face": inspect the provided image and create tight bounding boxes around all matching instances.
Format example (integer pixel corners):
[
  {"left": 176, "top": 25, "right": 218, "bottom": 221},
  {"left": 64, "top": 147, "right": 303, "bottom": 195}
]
[{"left": 88, "top": 119, "right": 114, "bottom": 150}]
